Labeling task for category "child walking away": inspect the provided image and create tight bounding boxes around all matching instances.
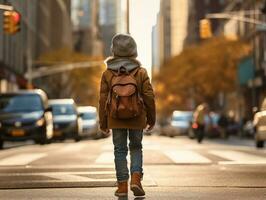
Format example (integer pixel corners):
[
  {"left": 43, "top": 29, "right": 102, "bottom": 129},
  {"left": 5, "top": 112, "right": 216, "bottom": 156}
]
[{"left": 99, "top": 33, "right": 156, "bottom": 197}]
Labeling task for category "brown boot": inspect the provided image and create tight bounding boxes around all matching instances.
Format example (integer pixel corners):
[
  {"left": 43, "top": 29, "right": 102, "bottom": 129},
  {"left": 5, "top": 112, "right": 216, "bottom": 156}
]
[
  {"left": 114, "top": 181, "right": 128, "bottom": 197},
  {"left": 130, "top": 172, "right": 145, "bottom": 196}
]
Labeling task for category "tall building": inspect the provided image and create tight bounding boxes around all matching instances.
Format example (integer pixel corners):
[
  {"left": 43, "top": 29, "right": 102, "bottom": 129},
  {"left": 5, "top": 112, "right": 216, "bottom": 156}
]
[
  {"left": 99, "top": 0, "right": 127, "bottom": 57},
  {"left": 71, "top": 0, "right": 103, "bottom": 56},
  {"left": 152, "top": 23, "right": 160, "bottom": 76},
  {"left": 171, "top": 0, "right": 189, "bottom": 56},
  {"left": 152, "top": 0, "right": 189, "bottom": 69},
  {"left": 0, "top": 0, "right": 73, "bottom": 92},
  {"left": 185, "top": 0, "right": 227, "bottom": 45},
  {"left": 37, "top": 0, "right": 72, "bottom": 57}
]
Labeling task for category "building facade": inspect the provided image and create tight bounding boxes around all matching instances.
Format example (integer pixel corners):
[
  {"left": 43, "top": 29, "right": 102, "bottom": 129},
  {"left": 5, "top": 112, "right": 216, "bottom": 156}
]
[
  {"left": 0, "top": 0, "right": 72, "bottom": 93},
  {"left": 185, "top": 0, "right": 227, "bottom": 45},
  {"left": 152, "top": 0, "right": 190, "bottom": 73},
  {"left": 99, "top": 0, "right": 127, "bottom": 57},
  {"left": 220, "top": 0, "right": 266, "bottom": 119},
  {"left": 71, "top": 0, "right": 103, "bottom": 56}
]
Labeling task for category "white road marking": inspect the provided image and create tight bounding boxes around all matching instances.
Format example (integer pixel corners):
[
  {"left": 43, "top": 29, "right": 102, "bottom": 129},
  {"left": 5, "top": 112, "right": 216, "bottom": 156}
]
[
  {"left": 0, "top": 168, "right": 156, "bottom": 186},
  {"left": 0, "top": 153, "right": 47, "bottom": 166},
  {"left": 58, "top": 143, "right": 88, "bottom": 152},
  {"left": 209, "top": 150, "right": 266, "bottom": 165},
  {"left": 88, "top": 164, "right": 114, "bottom": 168},
  {"left": 101, "top": 144, "right": 113, "bottom": 151},
  {"left": 0, "top": 171, "right": 115, "bottom": 176},
  {"left": 95, "top": 152, "right": 114, "bottom": 164},
  {"left": 102, "top": 142, "right": 160, "bottom": 151},
  {"left": 164, "top": 150, "right": 212, "bottom": 164}
]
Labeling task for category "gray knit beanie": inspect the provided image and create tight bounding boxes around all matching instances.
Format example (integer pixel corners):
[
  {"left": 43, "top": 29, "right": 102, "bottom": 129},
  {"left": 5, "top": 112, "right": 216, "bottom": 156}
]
[{"left": 111, "top": 34, "right": 138, "bottom": 58}]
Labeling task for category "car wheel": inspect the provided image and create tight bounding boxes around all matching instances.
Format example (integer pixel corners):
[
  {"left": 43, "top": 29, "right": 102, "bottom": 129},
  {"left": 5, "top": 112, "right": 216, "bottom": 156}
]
[
  {"left": 0, "top": 140, "right": 4, "bottom": 150},
  {"left": 39, "top": 137, "right": 48, "bottom": 145},
  {"left": 74, "top": 136, "right": 81, "bottom": 142},
  {"left": 256, "top": 140, "right": 264, "bottom": 148},
  {"left": 74, "top": 133, "right": 81, "bottom": 142},
  {"left": 39, "top": 130, "right": 49, "bottom": 145}
]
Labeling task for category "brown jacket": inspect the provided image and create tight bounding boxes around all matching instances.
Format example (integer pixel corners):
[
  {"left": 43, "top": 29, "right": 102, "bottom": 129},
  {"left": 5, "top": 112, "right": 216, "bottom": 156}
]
[{"left": 99, "top": 66, "right": 156, "bottom": 130}]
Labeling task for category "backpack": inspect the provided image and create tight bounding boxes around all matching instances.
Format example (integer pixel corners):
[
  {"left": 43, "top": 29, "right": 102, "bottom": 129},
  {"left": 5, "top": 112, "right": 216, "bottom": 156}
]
[{"left": 106, "top": 66, "right": 144, "bottom": 119}]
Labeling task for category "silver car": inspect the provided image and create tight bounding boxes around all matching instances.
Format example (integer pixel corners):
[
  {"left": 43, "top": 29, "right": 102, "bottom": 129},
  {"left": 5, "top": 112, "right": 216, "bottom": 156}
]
[
  {"left": 161, "top": 111, "right": 193, "bottom": 137},
  {"left": 77, "top": 106, "right": 99, "bottom": 138}
]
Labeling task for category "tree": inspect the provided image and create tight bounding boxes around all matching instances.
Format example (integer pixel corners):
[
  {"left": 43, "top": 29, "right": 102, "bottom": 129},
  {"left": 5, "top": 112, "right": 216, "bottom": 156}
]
[
  {"left": 35, "top": 48, "right": 105, "bottom": 106},
  {"left": 155, "top": 37, "right": 251, "bottom": 117}
]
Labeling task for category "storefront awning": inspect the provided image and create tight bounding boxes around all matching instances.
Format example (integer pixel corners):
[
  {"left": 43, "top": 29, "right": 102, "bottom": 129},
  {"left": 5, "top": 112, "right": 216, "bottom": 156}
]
[{"left": 238, "top": 56, "right": 255, "bottom": 86}]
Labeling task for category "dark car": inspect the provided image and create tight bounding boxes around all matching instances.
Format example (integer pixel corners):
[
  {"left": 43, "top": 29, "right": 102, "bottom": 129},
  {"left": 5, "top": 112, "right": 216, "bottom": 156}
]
[
  {"left": 49, "top": 99, "right": 82, "bottom": 142},
  {"left": 0, "top": 90, "right": 53, "bottom": 149}
]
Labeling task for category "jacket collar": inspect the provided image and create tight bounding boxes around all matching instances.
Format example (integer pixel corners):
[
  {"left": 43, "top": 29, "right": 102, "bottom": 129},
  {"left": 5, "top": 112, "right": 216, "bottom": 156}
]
[{"left": 104, "top": 56, "right": 141, "bottom": 71}]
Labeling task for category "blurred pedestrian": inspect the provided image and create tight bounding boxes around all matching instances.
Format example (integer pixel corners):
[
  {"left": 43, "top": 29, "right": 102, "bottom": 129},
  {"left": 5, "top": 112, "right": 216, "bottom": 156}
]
[
  {"left": 193, "top": 103, "right": 209, "bottom": 143},
  {"left": 227, "top": 111, "right": 239, "bottom": 136},
  {"left": 99, "top": 34, "right": 156, "bottom": 197},
  {"left": 218, "top": 112, "right": 229, "bottom": 139}
]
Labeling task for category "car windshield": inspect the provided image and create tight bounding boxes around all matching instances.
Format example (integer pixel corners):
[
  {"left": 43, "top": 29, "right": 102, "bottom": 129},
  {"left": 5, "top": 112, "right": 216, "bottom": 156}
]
[
  {"left": 51, "top": 104, "right": 76, "bottom": 115},
  {"left": 82, "top": 112, "right": 97, "bottom": 120},
  {"left": 173, "top": 113, "right": 192, "bottom": 122},
  {"left": 0, "top": 94, "right": 43, "bottom": 113}
]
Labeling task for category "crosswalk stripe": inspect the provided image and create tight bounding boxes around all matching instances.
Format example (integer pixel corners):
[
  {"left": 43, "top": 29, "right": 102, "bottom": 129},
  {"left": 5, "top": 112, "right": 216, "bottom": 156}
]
[
  {"left": 164, "top": 150, "right": 212, "bottom": 164},
  {"left": 95, "top": 152, "right": 114, "bottom": 164},
  {"left": 0, "top": 153, "right": 47, "bottom": 166},
  {"left": 209, "top": 150, "right": 266, "bottom": 165},
  {"left": 0, "top": 171, "right": 115, "bottom": 176},
  {"left": 58, "top": 143, "right": 88, "bottom": 152}
]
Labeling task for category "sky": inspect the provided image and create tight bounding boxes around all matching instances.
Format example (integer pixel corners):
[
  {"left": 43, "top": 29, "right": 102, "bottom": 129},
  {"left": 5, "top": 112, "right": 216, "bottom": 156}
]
[{"left": 130, "top": 0, "right": 160, "bottom": 76}]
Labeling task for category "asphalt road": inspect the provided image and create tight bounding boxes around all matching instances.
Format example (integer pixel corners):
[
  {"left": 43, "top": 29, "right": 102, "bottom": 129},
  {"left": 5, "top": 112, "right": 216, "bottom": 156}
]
[{"left": 0, "top": 134, "right": 266, "bottom": 200}]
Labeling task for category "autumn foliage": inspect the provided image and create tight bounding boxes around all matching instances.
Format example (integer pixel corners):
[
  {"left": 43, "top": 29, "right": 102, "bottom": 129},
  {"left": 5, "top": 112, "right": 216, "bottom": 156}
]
[
  {"left": 154, "top": 37, "right": 251, "bottom": 117},
  {"left": 36, "top": 48, "right": 105, "bottom": 106}
]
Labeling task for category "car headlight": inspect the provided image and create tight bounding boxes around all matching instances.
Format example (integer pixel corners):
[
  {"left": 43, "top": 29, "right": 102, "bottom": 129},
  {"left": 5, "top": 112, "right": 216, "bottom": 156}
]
[{"left": 36, "top": 118, "right": 45, "bottom": 126}]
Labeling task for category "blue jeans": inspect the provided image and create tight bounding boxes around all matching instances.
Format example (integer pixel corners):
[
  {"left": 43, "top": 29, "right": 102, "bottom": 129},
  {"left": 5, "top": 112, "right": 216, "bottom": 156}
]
[{"left": 112, "top": 129, "right": 143, "bottom": 182}]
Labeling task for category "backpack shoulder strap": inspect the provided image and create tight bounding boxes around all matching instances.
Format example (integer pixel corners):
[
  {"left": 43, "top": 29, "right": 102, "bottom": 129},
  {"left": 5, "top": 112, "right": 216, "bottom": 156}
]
[
  {"left": 130, "top": 67, "right": 140, "bottom": 77},
  {"left": 108, "top": 69, "right": 119, "bottom": 76}
]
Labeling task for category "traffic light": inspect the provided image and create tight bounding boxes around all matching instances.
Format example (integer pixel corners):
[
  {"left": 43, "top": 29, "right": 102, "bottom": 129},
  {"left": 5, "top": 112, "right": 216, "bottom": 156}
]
[
  {"left": 199, "top": 19, "right": 212, "bottom": 39},
  {"left": 3, "top": 10, "right": 21, "bottom": 34}
]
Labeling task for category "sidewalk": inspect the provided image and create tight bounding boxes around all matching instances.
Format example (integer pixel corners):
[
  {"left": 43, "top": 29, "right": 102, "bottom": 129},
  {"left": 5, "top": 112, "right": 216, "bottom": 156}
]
[
  {"left": 206, "top": 135, "right": 255, "bottom": 147},
  {"left": 0, "top": 187, "right": 265, "bottom": 200}
]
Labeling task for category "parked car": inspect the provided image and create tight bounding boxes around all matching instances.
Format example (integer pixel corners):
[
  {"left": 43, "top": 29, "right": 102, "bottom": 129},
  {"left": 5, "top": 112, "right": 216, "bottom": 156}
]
[
  {"left": 161, "top": 111, "right": 193, "bottom": 137},
  {"left": 49, "top": 99, "right": 82, "bottom": 142},
  {"left": 253, "top": 98, "right": 266, "bottom": 148},
  {"left": 77, "top": 106, "right": 99, "bottom": 138},
  {"left": 0, "top": 90, "right": 53, "bottom": 149}
]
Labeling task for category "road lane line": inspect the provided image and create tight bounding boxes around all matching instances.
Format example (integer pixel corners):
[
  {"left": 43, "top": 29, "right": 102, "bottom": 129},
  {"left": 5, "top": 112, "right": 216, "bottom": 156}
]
[
  {"left": 209, "top": 150, "right": 266, "bottom": 164},
  {"left": 95, "top": 152, "right": 114, "bottom": 164},
  {"left": 164, "top": 150, "right": 212, "bottom": 164},
  {"left": 45, "top": 174, "right": 115, "bottom": 182},
  {"left": 58, "top": 143, "right": 88, "bottom": 152},
  {"left": 0, "top": 169, "right": 156, "bottom": 186},
  {"left": 0, "top": 153, "right": 47, "bottom": 166},
  {"left": 0, "top": 171, "right": 116, "bottom": 176}
]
